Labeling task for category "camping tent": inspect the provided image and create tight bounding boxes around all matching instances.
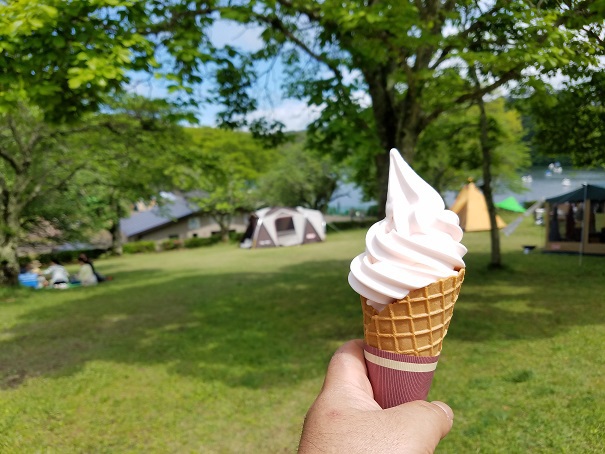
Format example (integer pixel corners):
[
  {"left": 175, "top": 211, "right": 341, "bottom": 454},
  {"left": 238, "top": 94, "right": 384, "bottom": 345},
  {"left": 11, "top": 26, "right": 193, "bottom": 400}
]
[
  {"left": 544, "top": 184, "right": 605, "bottom": 256},
  {"left": 240, "top": 207, "right": 326, "bottom": 248},
  {"left": 495, "top": 196, "right": 526, "bottom": 213},
  {"left": 450, "top": 182, "right": 506, "bottom": 232}
]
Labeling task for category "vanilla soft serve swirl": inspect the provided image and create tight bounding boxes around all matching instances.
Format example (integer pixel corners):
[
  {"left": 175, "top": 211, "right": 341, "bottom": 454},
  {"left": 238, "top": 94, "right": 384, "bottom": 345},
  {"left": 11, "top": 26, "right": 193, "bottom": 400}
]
[{"left": 348, "top": 149, "right": 467, "bottom": 312}]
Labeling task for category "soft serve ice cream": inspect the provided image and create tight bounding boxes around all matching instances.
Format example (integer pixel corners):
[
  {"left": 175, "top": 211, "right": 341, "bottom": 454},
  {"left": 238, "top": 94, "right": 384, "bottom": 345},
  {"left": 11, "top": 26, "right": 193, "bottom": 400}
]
[
  {"left": 348, "top": 149, "right": 467, "bottom": 312},
  {"left": 351, "top": 148, "right": 467, "bottom": 408}
]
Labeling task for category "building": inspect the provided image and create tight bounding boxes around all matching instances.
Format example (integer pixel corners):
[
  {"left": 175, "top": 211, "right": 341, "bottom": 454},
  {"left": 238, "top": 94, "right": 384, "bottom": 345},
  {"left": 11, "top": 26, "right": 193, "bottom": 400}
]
[{"left": 120, "top": 194, "right": 248, "bottom": 244}]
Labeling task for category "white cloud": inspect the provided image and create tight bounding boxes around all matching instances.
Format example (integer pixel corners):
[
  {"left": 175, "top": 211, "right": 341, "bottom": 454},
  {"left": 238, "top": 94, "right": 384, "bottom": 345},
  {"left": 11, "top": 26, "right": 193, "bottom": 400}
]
[
  {"left": 247, "top": 98, "right": 323, "bottom": 131},
  {"left": 209, "top": 21, "right": 264, "bottom": 51}
]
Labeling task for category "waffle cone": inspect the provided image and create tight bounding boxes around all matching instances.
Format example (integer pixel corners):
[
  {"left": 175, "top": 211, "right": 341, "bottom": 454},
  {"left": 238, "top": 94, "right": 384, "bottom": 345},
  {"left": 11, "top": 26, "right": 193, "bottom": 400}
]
[{"left": 362, "top": 268, "right": 465, "bottom": 357}]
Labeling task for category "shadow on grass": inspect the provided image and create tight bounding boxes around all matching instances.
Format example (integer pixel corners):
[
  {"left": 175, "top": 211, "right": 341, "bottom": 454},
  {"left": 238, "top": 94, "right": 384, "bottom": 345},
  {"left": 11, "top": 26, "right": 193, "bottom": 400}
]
[
  {"left": 448, "top": 252, "right": 605, "bottom": 343},
  {"left": 0, "top": 260, "right": 359, "bottom": 390},
  {"left": 1, "top": 252, "right": 603, "bottom": 390}
]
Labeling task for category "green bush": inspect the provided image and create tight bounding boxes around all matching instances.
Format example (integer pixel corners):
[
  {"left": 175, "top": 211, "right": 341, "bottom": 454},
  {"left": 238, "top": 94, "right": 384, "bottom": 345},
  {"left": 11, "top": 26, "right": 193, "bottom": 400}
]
[
  {"left": 160, "top": 239, "right": 183, "bottom": 251},
  {"left": 123, "top": 241, "right": 157, "bottom": 254},
  {"left": 229, "top": 231, "right": 243, "bottom": 243},
  {"left": 327, "top": 219, "right": 376, "bottom": 232},
  {"left": 184, "top": 236, "right": 221, "bottom": 248},
  {"left": 36, "top": 248, "right": 108, "bottom": 265},
  {"left": 184, "top": 232, "right": 241, "bottom": 248}
]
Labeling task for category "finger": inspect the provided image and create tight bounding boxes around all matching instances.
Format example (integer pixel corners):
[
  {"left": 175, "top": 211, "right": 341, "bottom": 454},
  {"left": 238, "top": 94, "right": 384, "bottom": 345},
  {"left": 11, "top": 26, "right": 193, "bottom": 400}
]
[
  {"left": 386, "top": 400, "right": 454, "bottom": 451},
  {"left": 322, "top": 339, "right": 374, "bottom": 398}
]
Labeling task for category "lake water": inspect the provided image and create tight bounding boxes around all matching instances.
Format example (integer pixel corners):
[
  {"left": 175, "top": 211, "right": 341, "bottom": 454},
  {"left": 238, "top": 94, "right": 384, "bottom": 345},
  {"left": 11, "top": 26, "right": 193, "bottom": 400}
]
[
  {"left": 331, "top": 167, "right": 605, "bottom": 212},
  {"left": 495, "top": 167, "right": 605, "bottom": 204}
]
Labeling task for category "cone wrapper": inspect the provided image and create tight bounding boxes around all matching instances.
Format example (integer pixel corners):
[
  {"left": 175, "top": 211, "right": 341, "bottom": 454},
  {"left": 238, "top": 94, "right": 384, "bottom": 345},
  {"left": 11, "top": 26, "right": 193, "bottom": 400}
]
[
  {"left": 364, "top": 345, "right": 439, "bottom": 408},
  {"left": 361, "top": 269, "right": 465, "bottom": 408}
]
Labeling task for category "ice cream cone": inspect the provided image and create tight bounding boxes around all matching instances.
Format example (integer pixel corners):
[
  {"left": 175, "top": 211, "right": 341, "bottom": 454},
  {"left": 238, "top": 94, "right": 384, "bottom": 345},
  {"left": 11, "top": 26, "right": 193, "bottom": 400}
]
[
  {"left": 360, "top": 268, "right": 465, "bottom": 408},
  {"left": 362, "top": 268, "right": 465, "bottom": 357}
]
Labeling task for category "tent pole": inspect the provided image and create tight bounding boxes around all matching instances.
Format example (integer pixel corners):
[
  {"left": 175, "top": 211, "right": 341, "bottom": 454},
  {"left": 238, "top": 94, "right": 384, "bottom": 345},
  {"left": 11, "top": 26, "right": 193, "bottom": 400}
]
[{"left": 579, "top": 184, "right": 588, "bottom": 266}]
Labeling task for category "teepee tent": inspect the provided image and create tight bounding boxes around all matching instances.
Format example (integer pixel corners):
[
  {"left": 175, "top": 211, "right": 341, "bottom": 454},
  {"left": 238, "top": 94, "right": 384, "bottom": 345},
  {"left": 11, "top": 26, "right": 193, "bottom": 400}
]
[
  {"left": 450, "top": 182, "right": 506, "bottom": 232},
  {"left": 240, "top": 207, "right": 326, "bottom": 248}
]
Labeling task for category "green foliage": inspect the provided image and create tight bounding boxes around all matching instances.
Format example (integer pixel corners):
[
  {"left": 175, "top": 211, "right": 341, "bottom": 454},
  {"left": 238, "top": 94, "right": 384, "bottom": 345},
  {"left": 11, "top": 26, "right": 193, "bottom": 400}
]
[
  {"left": 74, "top": 94, "right": 194, "bottom": 254},
  {"left": 160, "top": 239, "right": 183, "bottom": 251},
  {"left": 36, "top": 249, "right": 106, "bottom": 266},
  {"left": 415, "top": 98, "right": 530, "bottom": 196},
  {"left": 0, "top": 0, "right": 157, "bottom": 120},
  {"left": 122, "top": 241, "right": 156, "bottom": 254},
  {"left": 257, "top": 135, "right": 342, "bottom": 212},
  {"left": 183, "top": 236, "right": 221, "bottom": 249},
  {"left": 0, "top": 103, "right": 97, "bottom": 278},
  {"left": 1, "top": 0, "right": 603, "bottom": 219},
  {"left": 525, "top": 72, "right": 605, "bottom": 169},
  {"left": 171, "top": 127, "right": 277, "bottom": 240}
]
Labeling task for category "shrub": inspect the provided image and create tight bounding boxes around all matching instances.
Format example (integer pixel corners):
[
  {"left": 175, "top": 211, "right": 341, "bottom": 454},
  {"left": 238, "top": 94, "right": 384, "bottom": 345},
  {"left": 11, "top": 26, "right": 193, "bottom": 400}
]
[
  {"left": 184, "top": 236, "right": 220, "bottom": 248},
  {"left": 36, "top": 248, "right": 108, "bottom": 265},
  {"left": 327, "top": 219, "right": 376, "bottom": 232},
  {"left": 229, "top": 231, "right": 242, "bottom": 243},
  {"left": 160, "top": 239, "right": 183, "bottom": 251},
  {"left": 123, "top": 241, "right": 157, "bottom": 254}
]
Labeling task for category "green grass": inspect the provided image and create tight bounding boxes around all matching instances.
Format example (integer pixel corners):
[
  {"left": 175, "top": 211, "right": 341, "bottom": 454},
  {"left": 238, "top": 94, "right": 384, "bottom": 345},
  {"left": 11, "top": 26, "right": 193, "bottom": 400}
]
[{"left": 1, "top": 215, "right": 604, "bottom": 453}]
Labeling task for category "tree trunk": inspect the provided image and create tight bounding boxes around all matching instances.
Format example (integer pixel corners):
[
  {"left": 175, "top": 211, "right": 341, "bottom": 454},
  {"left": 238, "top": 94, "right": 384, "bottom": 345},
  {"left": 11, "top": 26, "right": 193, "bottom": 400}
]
[
  {"left": 0, "top": 239, "right": 20, "bottom": 286},
  {"left": 0, "top": 197, "right": 22, "bottom": 286},
  {"left": 477, "top": 97, "right": 502, "bottom": 268},
  {"left": 217, "top": 214, "right": 231, "bottom": 243},
  {"left": 367, "top": 69, "right": 424, "bottom": 219},
  {"left": 109, "top": 198, "right": 123, "bottom": 256}
]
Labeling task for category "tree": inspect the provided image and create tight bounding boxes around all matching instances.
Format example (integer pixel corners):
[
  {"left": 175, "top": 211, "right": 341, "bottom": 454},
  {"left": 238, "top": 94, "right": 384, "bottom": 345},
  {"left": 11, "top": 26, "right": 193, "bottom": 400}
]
[
  {"left": 173, "top": 128, "right": 277, "bottom": 242},
  {"left": 415, "top": 99, "right": 529, "bottom": 197},
  {"left": 2, "top": 1, "right": 603, "bottom": 218},
  {"left": 526, "top": 72, "right": 605, "bottom": 169},
  {"left": 0, "top": 96, "right": 191, "bottom": 286},
  {"left": 257, "top": 135, "right": 342, "bottom": 213},
  {"left": 226, "top": 1, "right": 603, "bottom": 216},
  {"left": 0, "top": 104, "right": 91, "bottom": 284},
  {"left": 79, "top": 95, "right": 194, "bottom": 255},
  {"left": 415, "top": 97, "right": 530, "bottom": 267}
]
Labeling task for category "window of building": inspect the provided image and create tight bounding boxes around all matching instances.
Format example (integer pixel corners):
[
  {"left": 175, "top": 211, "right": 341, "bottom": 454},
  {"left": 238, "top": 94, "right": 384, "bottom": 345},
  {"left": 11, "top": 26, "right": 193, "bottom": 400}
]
[{"left": 188, "top": 217, "right": 201, "bottom": 230}]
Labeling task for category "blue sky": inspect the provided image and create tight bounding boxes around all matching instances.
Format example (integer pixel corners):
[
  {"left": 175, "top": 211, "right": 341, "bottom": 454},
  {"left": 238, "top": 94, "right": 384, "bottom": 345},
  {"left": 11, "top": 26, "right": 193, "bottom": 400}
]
[{"left": 127, "top": 20, "right": 322, "bottom": 131}]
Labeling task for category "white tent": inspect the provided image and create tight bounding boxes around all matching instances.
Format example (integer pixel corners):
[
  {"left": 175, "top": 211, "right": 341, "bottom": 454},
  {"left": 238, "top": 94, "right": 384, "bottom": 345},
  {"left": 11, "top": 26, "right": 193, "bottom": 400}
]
[{"left": 240, "top": 207, "right": 326, "bottom": 248}]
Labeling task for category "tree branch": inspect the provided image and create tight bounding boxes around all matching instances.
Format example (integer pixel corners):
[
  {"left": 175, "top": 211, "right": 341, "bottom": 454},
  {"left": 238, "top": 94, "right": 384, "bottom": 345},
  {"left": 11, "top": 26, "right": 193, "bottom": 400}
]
[
  {"left": 254, "top": 13, "right": 345, "bottom": 82},
  {"left": 138, "top": 6, "right": 215, "bottom": 35},
  {"left": 430, "top": 3, "right": 502, "bottom": 70},
  {"left": 3, "top": 117, "right": 25, "bottom": 173},
  {"left": 424, "top": 65, "right": 522, "bottom": 127}
]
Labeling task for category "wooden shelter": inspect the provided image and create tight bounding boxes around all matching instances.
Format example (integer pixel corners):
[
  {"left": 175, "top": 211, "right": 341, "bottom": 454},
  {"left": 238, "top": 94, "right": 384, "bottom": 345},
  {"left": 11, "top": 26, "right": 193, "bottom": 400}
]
[{"left": 544, "top": 184, "right": 605, "bottom": 255}]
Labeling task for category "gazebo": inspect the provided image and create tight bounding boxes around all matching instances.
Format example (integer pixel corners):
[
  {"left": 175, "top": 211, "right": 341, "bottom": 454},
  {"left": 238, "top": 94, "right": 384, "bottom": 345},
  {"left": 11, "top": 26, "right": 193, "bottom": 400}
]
[{"left": 544, "top": 184, "right": 605, "bottom": 255}]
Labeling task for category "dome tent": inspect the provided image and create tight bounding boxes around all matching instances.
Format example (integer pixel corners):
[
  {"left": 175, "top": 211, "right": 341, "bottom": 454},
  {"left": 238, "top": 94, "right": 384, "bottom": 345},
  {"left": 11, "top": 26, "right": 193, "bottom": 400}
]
[{"left": 240, "top": 207, "right": 326, "bottom": 248}]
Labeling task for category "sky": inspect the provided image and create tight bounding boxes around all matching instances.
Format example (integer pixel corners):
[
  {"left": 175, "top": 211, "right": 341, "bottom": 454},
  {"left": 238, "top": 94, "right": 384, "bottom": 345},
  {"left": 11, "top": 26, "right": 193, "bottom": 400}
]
[{"left": 127, "top": 20, "right": 322, "bottom": 131}]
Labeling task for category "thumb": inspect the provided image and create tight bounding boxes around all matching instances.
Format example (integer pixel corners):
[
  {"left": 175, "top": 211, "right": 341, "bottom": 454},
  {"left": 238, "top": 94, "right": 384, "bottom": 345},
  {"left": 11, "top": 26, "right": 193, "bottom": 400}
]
[{"left": 384, "top": 400, "right": 454, "bottom": 452}]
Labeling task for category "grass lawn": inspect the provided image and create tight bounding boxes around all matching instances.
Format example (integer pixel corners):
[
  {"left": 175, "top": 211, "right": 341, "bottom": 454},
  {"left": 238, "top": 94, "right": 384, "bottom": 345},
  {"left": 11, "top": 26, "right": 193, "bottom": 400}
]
[{"left": 1, "top": 215, "right": 604, "bottom": 453}]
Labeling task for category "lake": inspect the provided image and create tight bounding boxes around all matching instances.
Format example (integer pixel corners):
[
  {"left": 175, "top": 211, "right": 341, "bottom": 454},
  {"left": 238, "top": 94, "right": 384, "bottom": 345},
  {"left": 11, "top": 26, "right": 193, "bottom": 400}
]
[
  {"left": 483, "top": 166, "right": 605, "bottom": 205},
  {"left": 330, "top": 166, "right": 605, "bottom": 212}
]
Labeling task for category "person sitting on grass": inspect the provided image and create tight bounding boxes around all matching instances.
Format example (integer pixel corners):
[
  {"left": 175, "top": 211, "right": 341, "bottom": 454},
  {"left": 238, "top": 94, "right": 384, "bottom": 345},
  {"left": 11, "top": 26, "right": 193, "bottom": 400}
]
[
  {"left": 43, "top": 258, "right": 70, "bottom": 287},
  {"left": 18, "top": 263, "right": 40, "bottom": 289},
  {"left": 78, "top": 253, "right": 108, "bottom": 282},
  {"left": 75, "top": 257, "right": 98, "bottom": 286}
]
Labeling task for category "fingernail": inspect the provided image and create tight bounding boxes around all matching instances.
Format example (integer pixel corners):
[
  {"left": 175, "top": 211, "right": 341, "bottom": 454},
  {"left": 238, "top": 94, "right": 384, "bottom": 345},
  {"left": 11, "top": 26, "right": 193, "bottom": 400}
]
[{"left": 431, "top": 401, "right": 454, "bottom": 421}]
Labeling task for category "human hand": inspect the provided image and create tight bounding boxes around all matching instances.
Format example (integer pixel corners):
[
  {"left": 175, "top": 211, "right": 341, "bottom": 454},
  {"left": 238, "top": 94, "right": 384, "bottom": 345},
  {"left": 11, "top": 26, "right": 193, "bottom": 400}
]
[{"left": 298, "top": 340, "right": 453, "bottom": 454}]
